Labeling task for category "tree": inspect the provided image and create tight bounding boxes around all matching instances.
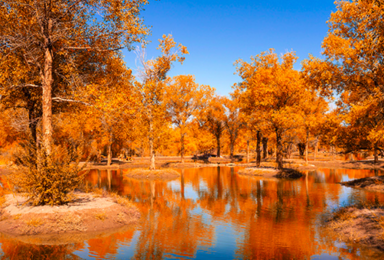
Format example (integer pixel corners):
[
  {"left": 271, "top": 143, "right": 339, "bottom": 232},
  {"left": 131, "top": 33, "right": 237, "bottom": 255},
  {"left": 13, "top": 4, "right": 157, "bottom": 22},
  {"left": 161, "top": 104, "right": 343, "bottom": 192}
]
[
  {"left": 0, "top": 0, "right": 149, "bottom": 155},
  {"left": 199, "top": 96, "right": 226, "bottom": 157},
  {"left": 235, "top": 50, "right": 306, "bottom": 169},
  {"left": 222, "top": 96, "right": 244, "bottom": 160},
  {"left": 302, "top": 0, "right": 384, "bottom": 163},
  {"left": 137, "top": 35, "right": 188, "bottom": 170},
  {"left": 165, "top": 75, "right": 213, "bottom": 163}
]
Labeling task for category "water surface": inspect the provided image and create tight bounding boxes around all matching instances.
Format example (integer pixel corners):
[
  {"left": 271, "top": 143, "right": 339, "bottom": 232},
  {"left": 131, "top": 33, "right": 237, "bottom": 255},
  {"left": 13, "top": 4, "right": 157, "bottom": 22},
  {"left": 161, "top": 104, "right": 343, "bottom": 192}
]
[{"left": 1, "top": 167, "right": 384, "bottom": 259}]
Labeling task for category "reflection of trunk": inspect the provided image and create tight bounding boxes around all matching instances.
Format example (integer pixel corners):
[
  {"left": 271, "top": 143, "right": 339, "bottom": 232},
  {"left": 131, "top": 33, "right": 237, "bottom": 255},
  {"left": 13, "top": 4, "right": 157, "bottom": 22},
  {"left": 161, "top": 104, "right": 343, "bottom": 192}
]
[
  {"left": 180, "top": 130, "right": 185, "bottom": 163},
  {"left": 97, "top": 169, "right": 101, "bottom": 188},
  {"left": 246, "top": 140, "right": 250, "bottom": 163},
  {"left": 217, "top": 167, "right": 222, "bottom": 199},
  {"left": 150, "top": 181, "right": 155, "bottom": 209},
  {"left": 256, "top": 180, "right": 262, "bottom": 216},
  {"left": 305, "top": 130, "right": 309, "bottom": 165},
  {"left": 181, "top": 169, "right": 185, "bottom": 199},
  {"left": 42, "top": 32, "right": 54, "bottom": 155},
  {"left": 107, "top": 170, "right": 111, "bottom": 191},
  {"left": 374, "top": 143, "right": 379, "bottom": 163},
  {"left": 107, "top": 131, "right": 113, "bottom": 166},
  {"left": 256, "top": 131, "right": 261, "bottom": 167},
  {"left": 262, "top": 137, "right": 268, "bottom": 159},
  {"left": 276, "top": 129, "right": 283, "bottom": 169}
]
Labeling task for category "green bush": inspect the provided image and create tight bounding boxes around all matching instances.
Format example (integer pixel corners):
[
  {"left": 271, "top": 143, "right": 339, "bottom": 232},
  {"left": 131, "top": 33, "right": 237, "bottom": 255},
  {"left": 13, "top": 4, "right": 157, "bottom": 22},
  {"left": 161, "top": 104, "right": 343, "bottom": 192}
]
[{"left": 12, "top": 139, "right": 88, "bottom": 206}]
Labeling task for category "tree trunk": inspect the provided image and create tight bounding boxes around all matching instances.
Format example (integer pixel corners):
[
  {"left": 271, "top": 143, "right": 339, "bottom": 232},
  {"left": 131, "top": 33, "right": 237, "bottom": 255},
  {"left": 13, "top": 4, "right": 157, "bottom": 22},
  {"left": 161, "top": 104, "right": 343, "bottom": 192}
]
[
  {"left": 180, "top": 131, "right": 185, "bottom": 163},
  {"left": 256, "top": 131, "right": 261, "bottom": 167},
  {"left": 42, "top": 21, "right": 54, "bottom": 156},
  {"left": 107, "top": 131, "right": 113, "bottom": 166},
  {"left": 305, "top": 131, "right": 309, "bottom": 165},
  {"left": 374, "top": 143, "right": 379, "bottom": 164},
  {"left": 216, "top": 135, "right": 221, "bottom": 157},
  {"left": 314, "top": 137, "right": 318, "bottom": 161},
  {"left": 246, "top": 140, "right": 250, "bottom": 163},
  {"left": 332, "top": 146, "right": 336, "bottom": 161},
  {"left": 262, "top": 137, "right": 268, "bottom": 159},
  {"left": 276, "top": 129, "right": 283, "bottom": 169},
  {"left": 149, "top": 137, "right": 155, "bottom": 170}
]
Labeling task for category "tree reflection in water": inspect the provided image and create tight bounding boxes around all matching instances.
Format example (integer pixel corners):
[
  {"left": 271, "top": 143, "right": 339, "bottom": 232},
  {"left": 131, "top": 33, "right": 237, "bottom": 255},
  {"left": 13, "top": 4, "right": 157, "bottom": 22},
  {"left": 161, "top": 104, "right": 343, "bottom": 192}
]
[{"left": 1, "top": 167, "right": 384, "bottom": 259}]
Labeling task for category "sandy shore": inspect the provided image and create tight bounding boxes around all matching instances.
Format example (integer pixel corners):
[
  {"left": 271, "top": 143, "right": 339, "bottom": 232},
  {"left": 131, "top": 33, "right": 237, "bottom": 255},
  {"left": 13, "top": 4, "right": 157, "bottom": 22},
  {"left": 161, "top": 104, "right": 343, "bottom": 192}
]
[{"left": 0, "top": 192, "right": 140, "bottom": 237}]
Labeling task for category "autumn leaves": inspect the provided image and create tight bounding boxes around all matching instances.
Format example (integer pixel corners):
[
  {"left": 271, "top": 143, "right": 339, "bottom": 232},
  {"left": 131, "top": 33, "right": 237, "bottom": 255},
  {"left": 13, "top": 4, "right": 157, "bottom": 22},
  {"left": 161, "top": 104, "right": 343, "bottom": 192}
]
[{"left": 1, "top": 0, "right": 384, "bottom": 170}]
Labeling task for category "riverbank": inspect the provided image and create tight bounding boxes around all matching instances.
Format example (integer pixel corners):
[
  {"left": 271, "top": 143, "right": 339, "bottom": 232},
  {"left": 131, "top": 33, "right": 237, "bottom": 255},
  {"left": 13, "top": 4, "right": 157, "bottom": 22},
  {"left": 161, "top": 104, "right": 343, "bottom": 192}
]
[
  {"left": 0, "top": 192, "right": 140, "bottom": 237},
  {"left": 340, "top": 176, "right": 384, "bottom": 192},
  {"left": 238, "top": 167, "right": 304, "bottom": 179},
  {"left": 325, "top": 205, "right": 384, "bottom": 251}
]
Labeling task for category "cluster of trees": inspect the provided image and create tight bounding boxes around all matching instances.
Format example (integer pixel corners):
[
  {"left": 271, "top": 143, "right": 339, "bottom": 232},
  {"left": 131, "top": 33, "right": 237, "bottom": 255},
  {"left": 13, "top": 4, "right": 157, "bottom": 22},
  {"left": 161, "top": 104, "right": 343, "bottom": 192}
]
[{"left": 1, "top": 0, "right": 383, "bottom": 170}]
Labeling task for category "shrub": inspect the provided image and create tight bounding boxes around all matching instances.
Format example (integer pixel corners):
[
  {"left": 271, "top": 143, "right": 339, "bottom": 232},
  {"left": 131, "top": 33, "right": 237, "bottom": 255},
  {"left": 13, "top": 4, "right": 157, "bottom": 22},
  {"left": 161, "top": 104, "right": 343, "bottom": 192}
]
[{"left": 12, "top": 138, "right": 88, "bottom": 206}]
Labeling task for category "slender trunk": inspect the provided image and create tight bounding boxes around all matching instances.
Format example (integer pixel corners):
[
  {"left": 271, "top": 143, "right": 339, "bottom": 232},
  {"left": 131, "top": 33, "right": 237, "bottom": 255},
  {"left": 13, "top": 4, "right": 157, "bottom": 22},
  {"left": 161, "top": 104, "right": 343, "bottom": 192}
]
[
  {"left": 246, "top": 140, "right": 250, "bottom": 163},
  {"left": 216, "top": 135, "right": 221, "bottom": 157},
  {"left": 149, "top": 118, "right": 156, "bottom": 170},
  {"left": 332, "top": 146, "right": 336, "bottom": 161},
  {"left": 305, "top": 131, "right": 309, "bottom": 165},
  {"left": 314, "top": 137, "right": 318, "bottom": 161},
  {"left": 256, "top": 131, "right": 261, "bottom": 167},
  {"left": 276, "top": 129, "right": 283, "bottom": 170},
  {"left": 180, "top": 131, "right": 185, "bottom": 163},
  {"left": 374, "top": 143, "right": 379, "bottom": 164},
  {"left": 107, "top": 131, "right": 113, "bottom": 166},
  {"left": 42, "top": 20, "right": 54, "bottom": 155},
  {"left": 262, "top": 137, "right": 268, "bottom": 159}
]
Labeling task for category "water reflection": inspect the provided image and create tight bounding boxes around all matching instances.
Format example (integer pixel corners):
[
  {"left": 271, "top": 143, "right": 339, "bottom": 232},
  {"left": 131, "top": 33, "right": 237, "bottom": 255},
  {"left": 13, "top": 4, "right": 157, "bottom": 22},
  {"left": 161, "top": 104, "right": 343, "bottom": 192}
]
[{"left": 1, "top": 167, "right": 384, "bottom": 259}]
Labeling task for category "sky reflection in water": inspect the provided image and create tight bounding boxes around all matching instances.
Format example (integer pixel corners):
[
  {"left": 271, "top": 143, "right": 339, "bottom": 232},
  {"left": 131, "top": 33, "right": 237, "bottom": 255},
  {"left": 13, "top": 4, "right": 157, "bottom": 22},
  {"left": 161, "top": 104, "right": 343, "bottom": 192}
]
[{"left": 1, "top": 167, "right": 384, "bottom": 259}]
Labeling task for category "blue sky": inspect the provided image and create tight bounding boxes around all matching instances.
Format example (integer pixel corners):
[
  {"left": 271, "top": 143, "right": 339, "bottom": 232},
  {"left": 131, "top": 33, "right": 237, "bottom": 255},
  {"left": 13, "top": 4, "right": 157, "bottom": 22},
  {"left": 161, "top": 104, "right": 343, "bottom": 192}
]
[{"left": 123, "top": 0, "right": 337, "bottom": 96}]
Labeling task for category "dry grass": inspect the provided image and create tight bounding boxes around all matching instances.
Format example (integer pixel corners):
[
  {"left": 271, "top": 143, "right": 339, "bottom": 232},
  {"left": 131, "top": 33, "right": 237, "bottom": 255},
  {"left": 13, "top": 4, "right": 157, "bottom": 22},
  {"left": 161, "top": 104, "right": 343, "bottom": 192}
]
[
  {"left": 25, "top": 218, "right": 43, "bottom": 227},
  {"left": 94, "top": 212, "right": 106, "bottom": 221},
  {"left": 13, "top": 214, "right": 21, "bottom": 220},
  {"left": 110, "top": 193, "right": 135, "bottom": 208},
  {"left": 326, "top": 204, "right": 384, "bottom": 250},
  {"left": 238, "top": 168, "right": 277, "bottom": 177}
]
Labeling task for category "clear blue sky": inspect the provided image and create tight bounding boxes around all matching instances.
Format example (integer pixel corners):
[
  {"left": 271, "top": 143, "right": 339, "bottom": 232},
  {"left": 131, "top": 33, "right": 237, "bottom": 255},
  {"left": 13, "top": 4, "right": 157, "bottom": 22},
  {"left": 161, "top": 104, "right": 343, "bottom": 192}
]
[{"left": 123, "top": 0, "right": 336, "bottom": 96}]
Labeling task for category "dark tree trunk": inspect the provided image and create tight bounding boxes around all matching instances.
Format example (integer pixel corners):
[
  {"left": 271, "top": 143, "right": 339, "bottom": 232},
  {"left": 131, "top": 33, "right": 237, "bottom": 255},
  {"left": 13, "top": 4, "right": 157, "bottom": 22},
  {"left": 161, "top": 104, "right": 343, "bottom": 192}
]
[
  {"left": 262, "top": 137, "right": 268, "bottom": 159},
  {"left": 374, "top": 143, "right": 379, "bottom": 164},
  {"left": 256, "top": 131, "right": 261, "bottom": 167},
  {"left": 216, "top": 134, "right": 221, "bottom": 157},
  {"left": 276, "top": 129, "right": 283, "bottom": 169},
  {"left": 298, "top": 143, "right": 305, "bottom": 157}
]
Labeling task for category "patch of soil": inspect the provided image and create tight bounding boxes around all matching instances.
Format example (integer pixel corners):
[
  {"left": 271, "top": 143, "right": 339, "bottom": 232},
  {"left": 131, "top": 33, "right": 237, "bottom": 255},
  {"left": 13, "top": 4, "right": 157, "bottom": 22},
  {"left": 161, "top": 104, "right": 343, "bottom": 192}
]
[
  {"left": 312, "top": 160, "right": 384, "bottom": 170},
  {"left": 275, "top": 168, "right": 304, "bottom": 179},
  {"left": 325, "top": 206, "right": 384, "bottom": 251},
  {"left": 161, "top": 162, "right": 205, "bottom": 169},
  {"left": 125, "top": 169, "right": 180, "bottom": 180},
  {"left": 340, "top": 176, "right": 384, "bottom": 192},
  {"left": 0, "top": 192, "right": 140, "bottom": 237}
]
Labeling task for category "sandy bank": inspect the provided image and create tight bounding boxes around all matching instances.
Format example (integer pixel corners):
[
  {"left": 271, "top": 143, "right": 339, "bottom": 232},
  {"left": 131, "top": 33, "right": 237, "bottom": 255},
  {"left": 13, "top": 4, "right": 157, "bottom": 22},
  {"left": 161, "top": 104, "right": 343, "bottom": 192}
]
[
  {"left": 0, "top": 192, "right": 140, "bottom": 237},
  {"left": 325, "top": 206, "right": 384, "bottom": 251},
  {"left": 340, "top": 176, "right": 384, "bottom": 192}
]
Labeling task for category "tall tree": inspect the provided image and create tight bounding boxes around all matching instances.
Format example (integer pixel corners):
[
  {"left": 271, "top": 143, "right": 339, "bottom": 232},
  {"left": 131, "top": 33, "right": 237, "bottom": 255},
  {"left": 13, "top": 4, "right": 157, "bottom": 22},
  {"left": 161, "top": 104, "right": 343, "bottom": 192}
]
[
  {"left": 235, "top": 50, "right": 306, "bottom": 169},
  {"left": 199, "top": 96, "right": 226, "bottom": 157},
  {"left": 0, "top": 0, "right": 149, "bottom": 155},
  {"left": 165, "top": 75, "right": 213, "bottom": 163},
  {"left": 222, "top": 96, "right": 244, "bottom": 161},
  {"left": 137, "top": 35, "right": 188, "bottom": 170},
  {"left": 302, "top": 0, "right": 384, "bottom": 163}
]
